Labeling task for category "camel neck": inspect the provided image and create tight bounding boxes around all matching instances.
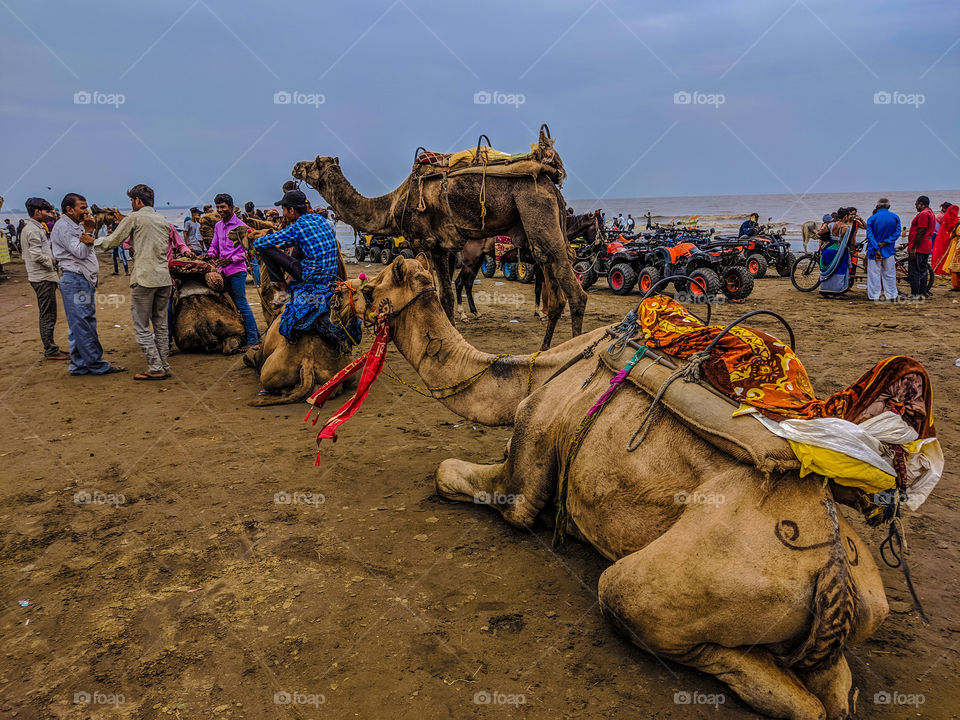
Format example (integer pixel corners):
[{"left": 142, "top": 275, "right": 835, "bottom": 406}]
[
  {"left": 319, "top": 170, "right": 403, "bottom": 235},
  {"left": 387, "top": 295, "right": 608, "bottom": 426}
]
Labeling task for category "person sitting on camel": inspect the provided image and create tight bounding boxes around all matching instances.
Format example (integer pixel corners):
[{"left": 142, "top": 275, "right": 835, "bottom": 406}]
[{"left": 253, "top": 189, "right": 341, "bottom": 339}]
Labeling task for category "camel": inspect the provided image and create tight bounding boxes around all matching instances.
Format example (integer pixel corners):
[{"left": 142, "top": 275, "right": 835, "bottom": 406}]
[
  {"left": 172, "top": 279, "right": 246, "bottom": 354},
  {"left": 291, "top": 148, "right": 587, "bottom": 350},
  {"left": 242, "top": 281, "right": 362, "bottom": 406},
  {"left": 354, "top": 256, "right": 894, "bottom": 720}
]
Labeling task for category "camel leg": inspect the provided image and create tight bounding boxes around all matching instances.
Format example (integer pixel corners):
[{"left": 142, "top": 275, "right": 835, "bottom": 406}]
[
  {"left": 599, "top": 555, "right": 828, "bottom": 720},
  {"left": 516, "top": 195, "right": 587, "bottom": 341},
  {"left": 430, "top": 249, "right": 456, "bottom": 322},
  {"left": 536, "top": 263, "right": 565, "bottom": 350}
]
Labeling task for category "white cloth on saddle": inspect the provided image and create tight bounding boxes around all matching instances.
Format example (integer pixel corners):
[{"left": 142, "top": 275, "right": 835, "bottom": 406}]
[{"left": 741, "top": 409, "right": 942, "bottom": 510}]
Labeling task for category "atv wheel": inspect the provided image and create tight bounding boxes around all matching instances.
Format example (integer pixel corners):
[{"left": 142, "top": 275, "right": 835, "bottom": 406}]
[
  {"left": 776, "top": 252, "right": 796, "bottom": 277},
  {"left": 503, "top": 262, "right": 518, "bottom": 281},
  {"left": 574, "top": 260, "right": 598, "bottom": 290},
  {"left": 638, "top": 265, "right": 662, "bottom": 295},
  {"left": 355, "top": 244, "right": 367, "bottom": 262},
  {"left": 721, "top": 266, "right": 754, "bottom": 300},
  {"left": 687, "top": 267, "right": 720, "bottom": 297},
  {"left": 746, "top": 253, "right": 768, "bottom": 279},
  {"left": 400, "top": 248, "right": 415, "bottom": 259},
  {"left": 517, "top": 260, "right": 536, "bottom": 284},
  {"left": 607, "top": 263, "right": 638, "bottom": 295},
  {"left": 481, "top": 255, "right": 496, "bottom": 278}
]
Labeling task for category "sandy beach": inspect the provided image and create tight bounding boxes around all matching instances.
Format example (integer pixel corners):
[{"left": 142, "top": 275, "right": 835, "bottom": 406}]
[{"left": 1, "top": 252, "right": 957, "bottom": 719}]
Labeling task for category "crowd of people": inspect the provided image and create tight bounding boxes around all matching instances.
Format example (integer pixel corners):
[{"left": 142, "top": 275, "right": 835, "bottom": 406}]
[
  {"left": 15, "top": 181, "right": 341, "bottom": 380},
  {"left": 814, "top": 195, "right": 958, "bottom": 301}
]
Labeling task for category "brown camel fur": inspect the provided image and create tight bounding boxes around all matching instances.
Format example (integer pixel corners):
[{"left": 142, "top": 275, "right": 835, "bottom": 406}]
[
  {"left": 172, "top": 280, "right": 246, "bottom": 355},
  {"left": 292, "top": 155, "right": 587, "bottom": 350},
  {"left": 242, "top": 281, "right": 362, "bottom": 406},
  {"left": 360, "top": 257, "right": 890, "bottom": 720}
]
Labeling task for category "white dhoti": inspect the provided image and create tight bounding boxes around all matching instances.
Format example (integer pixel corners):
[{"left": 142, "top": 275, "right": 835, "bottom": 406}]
[{"left": 866, "top": 255, "right": 896, "bottom": 300}]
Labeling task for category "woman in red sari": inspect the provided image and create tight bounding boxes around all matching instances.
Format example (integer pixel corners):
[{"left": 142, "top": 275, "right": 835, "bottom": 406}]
[{"left": 932, "top": 203, "right": 959, "bottom": 275}]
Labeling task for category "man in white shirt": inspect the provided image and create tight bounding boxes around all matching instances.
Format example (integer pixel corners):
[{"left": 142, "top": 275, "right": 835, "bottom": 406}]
[
  {"left": 21, "top": 197, "right": 68, "bottom": 359},
  {"left": 50, "top": 192, "right": 124, "bottom": 376}
]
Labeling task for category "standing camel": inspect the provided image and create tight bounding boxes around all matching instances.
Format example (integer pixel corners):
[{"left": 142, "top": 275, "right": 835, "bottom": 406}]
[{"left": 291, "top": 154, "right": 587, "bottom": 350}]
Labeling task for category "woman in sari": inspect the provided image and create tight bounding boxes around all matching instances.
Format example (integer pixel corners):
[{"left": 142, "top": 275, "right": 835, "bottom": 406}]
[
  {"left": 819, "top": 207, "right": 865, "bottom": 297},
  {"left": 932, "top": 203, "right": 958, "bottom": 275}
]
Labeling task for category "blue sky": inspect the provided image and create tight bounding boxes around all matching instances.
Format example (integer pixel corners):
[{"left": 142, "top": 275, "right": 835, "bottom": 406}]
[{"left": 1, "top": 0, "right": 958, "bottom": 210}]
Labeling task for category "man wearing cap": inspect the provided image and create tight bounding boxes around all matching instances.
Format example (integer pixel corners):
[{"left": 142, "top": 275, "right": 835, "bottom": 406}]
[
  {"left": 253, "top": 189, "right": 342, "bottom": 340},
  {"left": 865, "top": 199, "right": 901, "bottom": 302},
  {"left": 206, "top": 192, "right": 259, "bottom": 349},
  {"left": 22, "top": 197, "right": 68, "bottom": 360},
  {"left": 907, "top": 195, "right": 936, "bottom": 298},
  {"left": 51, "top": 192, "right": 125, "bottom": 375},
  {"left": 183, "top": 207, "right": 204, "bottom": 253}
]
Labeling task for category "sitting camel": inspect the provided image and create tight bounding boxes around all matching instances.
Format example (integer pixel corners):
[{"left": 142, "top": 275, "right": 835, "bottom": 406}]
[
  {"left": 170, "top": 260, "right": 247, "bottom": 355},
  {"left": 242, "top": 280, "right": 362, "bottom": 406},
  {"left": 350, "top": 257, "right": 900, "bottom": 720},
  {"left": 292, "top": 142, "right": 587, "bottom": 350}
]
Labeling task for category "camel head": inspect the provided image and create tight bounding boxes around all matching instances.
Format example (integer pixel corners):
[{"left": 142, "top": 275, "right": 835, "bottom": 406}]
[
  {"left": 329, "top": 277, "right": 367, "bottom": 328},
  {"left": 228, "top": 226, "right": 268, "bottom": 252},
  {"left": 361, "top": 254, "right": 434, "bottom": 325},
  {"left": 291, "top": 156, "right": 339, "bottom": 193}
]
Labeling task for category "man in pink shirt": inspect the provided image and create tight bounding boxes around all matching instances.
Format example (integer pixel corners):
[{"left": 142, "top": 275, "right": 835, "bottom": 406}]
[
  {"left": 205, "top": 192, "right": 259, "bottom": 348},
  {"left": 907, "top": 195, "right": 936, "bottom": 298}
]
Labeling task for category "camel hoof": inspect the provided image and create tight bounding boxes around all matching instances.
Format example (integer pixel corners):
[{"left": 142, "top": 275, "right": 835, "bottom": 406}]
[{"left": 436, "top": 459, "right": 481, "bottom": 502}]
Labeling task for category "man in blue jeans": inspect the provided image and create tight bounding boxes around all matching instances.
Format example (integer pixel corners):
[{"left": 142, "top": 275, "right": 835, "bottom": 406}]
[
  {"left": 50, "top": 193, "right": 125, "bottom": 376},
  {"left": 206, "top": 192, "right": 259, "bottom": 349}
]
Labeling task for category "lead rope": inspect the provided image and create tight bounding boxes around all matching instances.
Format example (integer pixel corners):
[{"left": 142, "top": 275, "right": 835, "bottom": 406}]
[
  {"left": 879, "top": 488, "right": 930, "bottom": 623},
  {"left": 554, "top": 345, "right": 647, "bottom": 548},
  {"left": 625, "top": 350, "right": 711, "bottom": 452}
]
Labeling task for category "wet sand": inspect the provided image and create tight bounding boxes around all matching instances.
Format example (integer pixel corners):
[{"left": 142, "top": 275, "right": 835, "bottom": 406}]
[{"left": 1, "top": 255, "right": 958, "bottom": 719}]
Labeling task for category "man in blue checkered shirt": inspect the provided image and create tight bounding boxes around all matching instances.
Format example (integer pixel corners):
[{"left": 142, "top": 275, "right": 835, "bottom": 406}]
[{"left": 254, "top": 189, "right": 345, "bottom": 340}]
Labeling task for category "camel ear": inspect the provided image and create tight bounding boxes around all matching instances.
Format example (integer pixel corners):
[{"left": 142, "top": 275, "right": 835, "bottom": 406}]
[
  {"left": 415, "top": 251, "right": 430, "bottom": 271},
  {"left": 392, "top": 255, "right": 406, "bottom": 284},
  {"left": 333, "top": 156, "right": 340, "bottom": 166}
]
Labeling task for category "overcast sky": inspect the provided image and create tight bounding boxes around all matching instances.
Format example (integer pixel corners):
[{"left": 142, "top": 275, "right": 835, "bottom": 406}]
[{"left": 1, "top": 0, "right": 958, "bottom": 210}]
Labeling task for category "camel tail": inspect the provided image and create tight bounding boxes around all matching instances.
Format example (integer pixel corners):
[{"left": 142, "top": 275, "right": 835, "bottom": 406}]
[
  {"left": 249, "top": 361, "right": 317, "bottom": 407},
  {"left": 784, "top": 497, "right": 858, "bottom": 672}
]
